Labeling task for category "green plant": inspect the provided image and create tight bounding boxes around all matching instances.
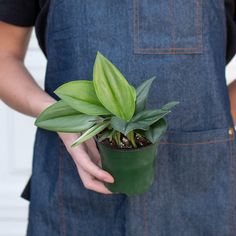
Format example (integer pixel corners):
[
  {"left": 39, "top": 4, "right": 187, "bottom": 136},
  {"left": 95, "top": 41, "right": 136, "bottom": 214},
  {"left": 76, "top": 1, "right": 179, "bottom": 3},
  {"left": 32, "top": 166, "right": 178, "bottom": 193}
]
[{"left": 35, "top": 51, "right": 179, "bottom": 148}]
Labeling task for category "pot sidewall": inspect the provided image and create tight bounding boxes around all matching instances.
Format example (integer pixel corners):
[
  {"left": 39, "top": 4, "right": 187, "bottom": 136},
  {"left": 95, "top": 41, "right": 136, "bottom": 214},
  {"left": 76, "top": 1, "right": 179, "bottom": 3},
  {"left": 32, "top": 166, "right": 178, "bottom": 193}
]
[{"left": 95, "top": 139, "right": 159, "bottom": 196}]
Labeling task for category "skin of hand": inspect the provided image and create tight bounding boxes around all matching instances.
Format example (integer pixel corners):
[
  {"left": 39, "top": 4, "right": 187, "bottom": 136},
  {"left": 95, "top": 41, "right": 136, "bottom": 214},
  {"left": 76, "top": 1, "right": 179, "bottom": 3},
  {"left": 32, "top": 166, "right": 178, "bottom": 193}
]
[
  {"left": 228, "top": 80, "right": 236, "bottom": 125},
  {"left": 58, "top": 132, "right": 114, "bottom": 193},
  {"left": 0, "top": 22, "right": 114, "bottom": 194}
]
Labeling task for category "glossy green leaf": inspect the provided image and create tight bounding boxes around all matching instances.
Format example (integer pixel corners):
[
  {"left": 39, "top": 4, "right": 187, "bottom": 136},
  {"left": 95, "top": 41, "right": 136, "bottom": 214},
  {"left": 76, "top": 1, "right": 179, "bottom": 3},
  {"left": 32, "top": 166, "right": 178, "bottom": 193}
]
[
  {"left": 35, "top": 100, "right": 98, "bottom": 133},
  {"left": 36, "top": 100, "right": 79, "bottom": 122},
  {"left": 93, "top": 51, "right": 136, "bottom": 121},
  {"left": 144, "top": 118, "right": 167, "bottom": 143},
  {"left": 54, "top": 80, "right": 111, "bottom": 116},
  {"left": 110, "top": 117, "right": 127, "bottom": 135},
  {"left": 111, "top": 109, "right": 170, "bottom": 135},
  {"left": 71, "top": 121, "right": 110, "bottom": 147},
  {"left": 135, "top": 76, "right": 156, "bottom": 113}
]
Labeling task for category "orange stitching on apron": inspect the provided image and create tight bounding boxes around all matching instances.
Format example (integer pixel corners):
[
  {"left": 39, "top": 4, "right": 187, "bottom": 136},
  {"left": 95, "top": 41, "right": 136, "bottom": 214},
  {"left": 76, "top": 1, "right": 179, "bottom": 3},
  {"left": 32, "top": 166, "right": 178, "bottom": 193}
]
[
  {"left": 133, "top": 0, "right": 135, "bottom": 52},
  {"left": 135, "top": 47, "right": 202, "bottom": 50},
  {"left": 133, "top": 0, "right": 139, "bottom": 52},
  {"left": 197, "top": 0, "right": 203, "bottom": 48},
  {"left": 134, "top": 50, "right": 202, "bottom": 54},
  {"left": 170, "top": 0, "right": 176, "bottom": 50},
  {"left": 137, "top": 0, "right": 140, "bottom": 52},
  {"left": 159, "top": 137, "right": 234, "bottom": 146}
]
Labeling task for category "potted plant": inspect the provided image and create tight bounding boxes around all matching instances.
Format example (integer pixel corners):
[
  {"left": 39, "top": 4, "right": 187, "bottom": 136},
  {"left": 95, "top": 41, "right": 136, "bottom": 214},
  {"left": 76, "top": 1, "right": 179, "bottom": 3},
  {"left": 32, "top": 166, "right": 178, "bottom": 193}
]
[{"left": 35, "top": 51, "right": 179, "bottom": 196}]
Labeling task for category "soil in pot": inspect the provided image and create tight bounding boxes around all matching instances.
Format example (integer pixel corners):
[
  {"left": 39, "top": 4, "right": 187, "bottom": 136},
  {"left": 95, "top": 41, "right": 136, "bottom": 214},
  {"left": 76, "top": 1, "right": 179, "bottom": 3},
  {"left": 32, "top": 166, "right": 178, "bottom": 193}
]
[{"left": 96, "top": 128, "right": 152, "bottom": 149}]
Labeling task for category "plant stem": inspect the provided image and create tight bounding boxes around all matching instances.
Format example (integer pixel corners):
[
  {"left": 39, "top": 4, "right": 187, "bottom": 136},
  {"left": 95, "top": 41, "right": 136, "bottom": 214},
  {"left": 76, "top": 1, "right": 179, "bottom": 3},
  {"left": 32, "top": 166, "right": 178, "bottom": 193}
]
[
  {"left": 127, "top": 131, "right": 137, "bottom": 148},
  {"left": 113, "top": 131, "right": 121, "bottom": 146}
]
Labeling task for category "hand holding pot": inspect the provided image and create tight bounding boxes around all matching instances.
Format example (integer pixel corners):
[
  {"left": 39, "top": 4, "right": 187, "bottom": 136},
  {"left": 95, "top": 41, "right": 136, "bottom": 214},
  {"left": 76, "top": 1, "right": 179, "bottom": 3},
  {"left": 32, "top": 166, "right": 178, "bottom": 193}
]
[{"left": 58, "top": 132, "right": 114, "bottom": 194}]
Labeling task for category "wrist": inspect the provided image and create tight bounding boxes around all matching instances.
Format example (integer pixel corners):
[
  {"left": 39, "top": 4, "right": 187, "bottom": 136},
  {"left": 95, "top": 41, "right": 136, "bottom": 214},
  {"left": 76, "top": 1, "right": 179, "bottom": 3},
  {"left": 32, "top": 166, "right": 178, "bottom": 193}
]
[
  {"left": 22, "top": 79, "right": 56, "bottom": 117},
  {"left": 30, "top": 97, "right": 56, "bottom": 117}
]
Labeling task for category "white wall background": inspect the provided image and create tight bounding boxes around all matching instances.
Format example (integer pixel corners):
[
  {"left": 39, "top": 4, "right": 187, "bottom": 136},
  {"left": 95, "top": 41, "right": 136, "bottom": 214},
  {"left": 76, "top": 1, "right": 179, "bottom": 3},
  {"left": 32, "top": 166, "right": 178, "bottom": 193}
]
[
  {"left": 0, "top": 31, "right": 46, "bottom": 236},
  {"left": 0, "top": 32, "right": 236, "bottom": 236}
]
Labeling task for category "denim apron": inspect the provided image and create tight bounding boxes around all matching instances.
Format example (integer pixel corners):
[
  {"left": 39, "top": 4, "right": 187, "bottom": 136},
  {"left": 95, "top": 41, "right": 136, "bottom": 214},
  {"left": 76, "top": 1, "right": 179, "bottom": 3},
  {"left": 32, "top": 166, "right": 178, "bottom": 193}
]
[{"left": 25, "top": 0, "right": 236, "bottom": 235}]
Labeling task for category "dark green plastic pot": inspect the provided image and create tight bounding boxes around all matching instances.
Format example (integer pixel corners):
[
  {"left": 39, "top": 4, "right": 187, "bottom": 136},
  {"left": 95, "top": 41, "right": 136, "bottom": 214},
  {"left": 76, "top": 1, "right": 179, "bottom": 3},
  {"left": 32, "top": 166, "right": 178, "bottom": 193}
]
[{"left": 95, "top": 138, "right": 159, "bottom": 196}]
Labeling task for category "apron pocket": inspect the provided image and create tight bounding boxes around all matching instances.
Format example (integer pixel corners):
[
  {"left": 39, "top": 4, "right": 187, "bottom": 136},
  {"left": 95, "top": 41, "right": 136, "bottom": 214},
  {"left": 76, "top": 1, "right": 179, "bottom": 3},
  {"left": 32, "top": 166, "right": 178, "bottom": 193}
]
[
  {"left": 159, "top": 127, "right": 235, "bottom": 196},
  {"left": 155, "top": 127, "right": 236, "bottom": 235},
  {"left": 133, "top": 0, "right": 203, "bottom": 54}
]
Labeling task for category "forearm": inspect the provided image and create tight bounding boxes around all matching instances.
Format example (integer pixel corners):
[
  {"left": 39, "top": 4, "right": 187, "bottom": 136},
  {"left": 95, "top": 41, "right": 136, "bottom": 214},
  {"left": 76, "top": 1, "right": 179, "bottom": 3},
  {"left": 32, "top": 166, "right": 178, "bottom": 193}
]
[
  {"left": 0, "top": 54, "right": 55, "bottom": 117},
  {"left": 228, "top": 79, "right": 236, "bottom": 124}
]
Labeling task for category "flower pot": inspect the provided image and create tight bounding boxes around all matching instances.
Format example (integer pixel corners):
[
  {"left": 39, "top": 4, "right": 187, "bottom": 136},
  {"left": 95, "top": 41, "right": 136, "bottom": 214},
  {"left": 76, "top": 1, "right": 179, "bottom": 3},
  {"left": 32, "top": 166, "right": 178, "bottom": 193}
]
[{"left": 95, "top": 138, "right": 159, "bottom": 196}]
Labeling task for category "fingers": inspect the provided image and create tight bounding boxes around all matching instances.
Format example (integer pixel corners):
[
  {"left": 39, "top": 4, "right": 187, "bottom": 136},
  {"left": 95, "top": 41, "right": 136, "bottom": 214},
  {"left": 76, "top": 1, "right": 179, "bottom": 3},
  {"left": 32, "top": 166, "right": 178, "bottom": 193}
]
[
  {"left": 84, "top": 137, "right": 101, "bottom": 166},
  {"left": 58, "top": 132, "right": 114, "bottom": 194},
  {"left": 77, "top": 165, "right": 113, "bottom": 194},
  {"left": 73, "top": 146, "right": 114, "bottom": 183}
]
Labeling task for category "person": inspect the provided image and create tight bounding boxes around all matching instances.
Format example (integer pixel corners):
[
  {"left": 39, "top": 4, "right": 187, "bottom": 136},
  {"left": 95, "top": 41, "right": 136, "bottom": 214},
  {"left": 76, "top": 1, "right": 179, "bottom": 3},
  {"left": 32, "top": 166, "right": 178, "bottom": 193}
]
[{"left": 0, "top": 0, "right": 236, "bottom": 235}]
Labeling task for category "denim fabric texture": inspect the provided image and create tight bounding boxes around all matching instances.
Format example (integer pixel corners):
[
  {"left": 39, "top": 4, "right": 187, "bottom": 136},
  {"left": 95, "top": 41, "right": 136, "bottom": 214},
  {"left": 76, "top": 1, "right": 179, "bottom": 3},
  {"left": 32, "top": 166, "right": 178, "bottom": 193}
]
[{"left": 26, "top": 0, "right": 236, "bottom": 235}]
